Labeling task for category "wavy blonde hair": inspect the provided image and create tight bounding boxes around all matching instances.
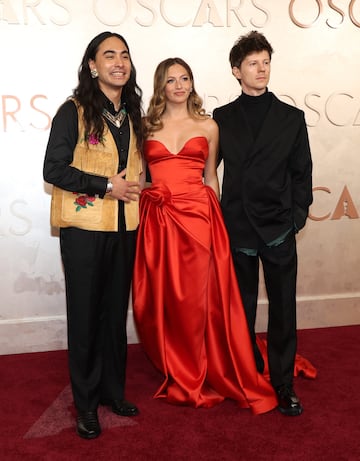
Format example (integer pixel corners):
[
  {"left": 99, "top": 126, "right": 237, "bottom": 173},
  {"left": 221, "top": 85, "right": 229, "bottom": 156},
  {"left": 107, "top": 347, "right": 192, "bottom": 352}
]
[{"left": 144, "top": 57, "right": 208, "bottom": 138}]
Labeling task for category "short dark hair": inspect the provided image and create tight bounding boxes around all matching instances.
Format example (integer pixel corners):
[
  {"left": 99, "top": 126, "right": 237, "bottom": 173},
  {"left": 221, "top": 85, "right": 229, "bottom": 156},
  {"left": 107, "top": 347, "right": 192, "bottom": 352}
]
[{"left": 229, "top": 30, "right": 273, "bottom": 68}]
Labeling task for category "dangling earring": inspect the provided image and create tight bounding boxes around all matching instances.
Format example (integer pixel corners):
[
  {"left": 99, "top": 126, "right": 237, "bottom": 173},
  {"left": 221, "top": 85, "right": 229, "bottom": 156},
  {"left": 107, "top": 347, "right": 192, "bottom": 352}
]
[{"left": 91, "top": 69, "right": 98, "bottom": 79}]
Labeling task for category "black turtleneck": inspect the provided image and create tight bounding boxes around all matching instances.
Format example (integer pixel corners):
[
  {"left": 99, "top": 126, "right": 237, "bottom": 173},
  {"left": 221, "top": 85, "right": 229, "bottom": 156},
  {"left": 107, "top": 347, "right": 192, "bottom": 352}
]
[{"left": 240, "top": 89, "right": 272, "bottom": 139}]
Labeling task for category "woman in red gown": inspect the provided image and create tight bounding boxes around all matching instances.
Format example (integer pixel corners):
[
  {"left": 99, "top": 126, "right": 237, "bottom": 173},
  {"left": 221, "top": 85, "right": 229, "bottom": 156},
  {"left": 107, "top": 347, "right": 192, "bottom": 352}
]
[{"left": 132, "top": 58, "right": 278, "bottom": 414}]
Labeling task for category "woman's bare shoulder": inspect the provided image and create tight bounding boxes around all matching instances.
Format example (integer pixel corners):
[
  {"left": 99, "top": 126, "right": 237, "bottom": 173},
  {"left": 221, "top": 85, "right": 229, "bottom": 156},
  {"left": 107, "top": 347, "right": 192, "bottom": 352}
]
[{"left": 201, "top": 117, "right": 218, "bottom": 136}]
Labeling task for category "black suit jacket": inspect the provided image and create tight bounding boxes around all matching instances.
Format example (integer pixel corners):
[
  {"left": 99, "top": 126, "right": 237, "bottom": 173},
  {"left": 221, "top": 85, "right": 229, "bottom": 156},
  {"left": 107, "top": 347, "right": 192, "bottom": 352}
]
[{"left": 213, "top": 92, "right": 313, "bottom": 248}]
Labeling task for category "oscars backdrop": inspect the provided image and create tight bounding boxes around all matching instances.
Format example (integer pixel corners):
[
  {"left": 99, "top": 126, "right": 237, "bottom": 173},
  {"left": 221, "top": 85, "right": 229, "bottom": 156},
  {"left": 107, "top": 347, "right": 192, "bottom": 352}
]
[{"left": 1, "top": 0, "right": 359, "bottom": 354}]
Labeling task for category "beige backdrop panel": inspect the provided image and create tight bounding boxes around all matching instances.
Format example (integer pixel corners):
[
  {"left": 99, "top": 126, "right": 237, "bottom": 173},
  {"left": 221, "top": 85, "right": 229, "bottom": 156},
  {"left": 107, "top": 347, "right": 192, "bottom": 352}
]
[{"left": 0, "top": 0, "right": 359, "bottom": 354}]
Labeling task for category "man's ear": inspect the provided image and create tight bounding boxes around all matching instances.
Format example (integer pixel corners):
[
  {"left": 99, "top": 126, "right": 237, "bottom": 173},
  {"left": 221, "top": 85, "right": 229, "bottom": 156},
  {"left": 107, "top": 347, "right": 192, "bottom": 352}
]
[
  {"left": 88, "top": 59, "right": 95, "bottom": 71},
  {"left": 232, "top": 66, "right": 241, "bottom": 80}
]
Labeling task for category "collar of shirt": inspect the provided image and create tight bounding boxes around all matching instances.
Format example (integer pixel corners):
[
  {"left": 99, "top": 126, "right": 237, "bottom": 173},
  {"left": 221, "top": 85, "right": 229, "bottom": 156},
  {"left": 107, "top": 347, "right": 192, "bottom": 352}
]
[{"left": 100, "top": 91, "right": 123, "bottom": 116}]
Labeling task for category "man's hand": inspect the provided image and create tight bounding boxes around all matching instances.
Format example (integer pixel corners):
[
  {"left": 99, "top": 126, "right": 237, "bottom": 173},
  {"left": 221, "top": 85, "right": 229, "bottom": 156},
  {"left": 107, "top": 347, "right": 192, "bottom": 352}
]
[{"left": 108, "top": 169, "right": 140, "bottom": 202}]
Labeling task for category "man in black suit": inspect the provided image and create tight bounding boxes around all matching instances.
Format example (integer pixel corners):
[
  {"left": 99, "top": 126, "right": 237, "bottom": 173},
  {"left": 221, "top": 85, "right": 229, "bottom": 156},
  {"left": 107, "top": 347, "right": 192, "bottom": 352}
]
[{"left": 213, "top": 31, "right": 313, "bottom": 416}]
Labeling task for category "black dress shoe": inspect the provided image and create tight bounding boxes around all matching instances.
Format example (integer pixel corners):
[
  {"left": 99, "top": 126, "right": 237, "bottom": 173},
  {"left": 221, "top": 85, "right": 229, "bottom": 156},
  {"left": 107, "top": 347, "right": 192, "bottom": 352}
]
[
  {"left": 76, "top": 410, "right": 101, "bottom": 439},
  {"left": 276, "top": 384, "right": 303, "bottom": 416},
  {"left": 101, "top": 399, "right": 139, "bottom": 417}
]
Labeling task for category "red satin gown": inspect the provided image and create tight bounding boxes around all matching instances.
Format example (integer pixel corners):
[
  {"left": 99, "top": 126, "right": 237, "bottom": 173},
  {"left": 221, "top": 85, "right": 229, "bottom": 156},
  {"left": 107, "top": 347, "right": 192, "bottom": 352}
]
[{"left": 133, "top": 136, "right": 278, "bottom": 414}]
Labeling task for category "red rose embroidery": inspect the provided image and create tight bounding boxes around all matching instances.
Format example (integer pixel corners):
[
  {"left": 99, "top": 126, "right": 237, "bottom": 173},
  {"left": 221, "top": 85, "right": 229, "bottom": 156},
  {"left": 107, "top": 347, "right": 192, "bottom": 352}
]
[{"left": 73, "top": 193, "right": 96, "bottom": 212}]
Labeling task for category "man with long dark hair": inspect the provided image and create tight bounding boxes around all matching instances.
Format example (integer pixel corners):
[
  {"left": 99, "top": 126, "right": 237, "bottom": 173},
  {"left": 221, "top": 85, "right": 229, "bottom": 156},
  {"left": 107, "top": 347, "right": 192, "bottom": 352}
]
[
  {"left": 214, "top": 31, "right": 313, "bottom": 416},
  {"left": 44, "top": 32, "right": 144, "bottom": 439}
]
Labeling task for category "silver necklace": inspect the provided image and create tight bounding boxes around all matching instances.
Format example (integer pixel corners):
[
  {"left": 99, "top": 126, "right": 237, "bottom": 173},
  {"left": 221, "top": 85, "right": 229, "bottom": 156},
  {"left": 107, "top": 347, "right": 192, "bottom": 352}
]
[{"left": 102, "top": 107, "right": 127, "bottom": 128}]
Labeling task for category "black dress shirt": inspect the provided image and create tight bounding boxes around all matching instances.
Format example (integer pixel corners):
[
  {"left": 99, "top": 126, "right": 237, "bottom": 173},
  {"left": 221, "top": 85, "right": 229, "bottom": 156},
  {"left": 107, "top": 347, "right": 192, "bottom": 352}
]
[{"left": 43, "top": 93, "right": 130, "bottom": 231}]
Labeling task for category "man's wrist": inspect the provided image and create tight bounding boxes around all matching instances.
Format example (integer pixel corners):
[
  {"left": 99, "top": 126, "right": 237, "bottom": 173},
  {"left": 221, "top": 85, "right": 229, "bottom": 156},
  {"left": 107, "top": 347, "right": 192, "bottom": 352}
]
[{"left": 106, "top": 180, "right": 113, "bottom": 194}]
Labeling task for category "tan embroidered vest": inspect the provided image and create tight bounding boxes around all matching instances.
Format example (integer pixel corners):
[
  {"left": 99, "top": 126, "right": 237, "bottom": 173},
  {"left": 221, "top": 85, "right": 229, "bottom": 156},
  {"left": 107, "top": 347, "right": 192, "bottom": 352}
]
[{"left": 50, "top": 104, "right": 142, "bottom": 231}]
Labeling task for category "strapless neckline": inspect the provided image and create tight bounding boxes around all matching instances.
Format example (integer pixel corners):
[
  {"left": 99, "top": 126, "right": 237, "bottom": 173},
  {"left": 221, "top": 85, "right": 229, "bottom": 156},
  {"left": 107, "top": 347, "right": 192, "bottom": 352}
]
[{"left": 146, "top": 136, "right": 207, "bottom": 156}]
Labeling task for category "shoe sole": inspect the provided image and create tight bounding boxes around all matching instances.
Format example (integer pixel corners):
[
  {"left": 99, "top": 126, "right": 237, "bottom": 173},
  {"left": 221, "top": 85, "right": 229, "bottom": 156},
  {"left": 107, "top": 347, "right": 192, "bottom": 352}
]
[
  {"left": 111, "top": 408, "right": 139, "bottom": 417},
  {"left": 278, "top": 405, "right": 303, "bottom": 416},
  {"left": 76, "top": 429, "right": 101, "bottom": 439},
  {"left": 100, "top": 400, "right": 139, "bottom": 417}
]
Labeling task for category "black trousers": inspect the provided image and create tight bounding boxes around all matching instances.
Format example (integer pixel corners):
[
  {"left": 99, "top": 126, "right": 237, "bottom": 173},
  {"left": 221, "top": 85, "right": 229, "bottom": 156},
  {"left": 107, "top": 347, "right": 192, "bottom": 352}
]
[
  {"left": 231, "top": 232, "right": 298, "bottom": 389},
  {"left": 60, "top": 227, "right": 136, "bottom": 411}
]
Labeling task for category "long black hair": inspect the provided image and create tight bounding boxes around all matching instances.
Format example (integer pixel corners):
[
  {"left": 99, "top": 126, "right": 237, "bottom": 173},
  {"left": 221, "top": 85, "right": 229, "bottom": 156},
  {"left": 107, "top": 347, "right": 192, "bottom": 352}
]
[{"left": 73, "top": 31, "right": 143, "bottom": 151}]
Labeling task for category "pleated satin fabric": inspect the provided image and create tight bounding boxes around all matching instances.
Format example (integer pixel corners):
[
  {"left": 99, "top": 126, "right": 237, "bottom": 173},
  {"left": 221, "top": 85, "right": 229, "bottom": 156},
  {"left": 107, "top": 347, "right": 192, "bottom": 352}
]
[{"left": 133, "top": 136, "right": 278, "bottom": 414}]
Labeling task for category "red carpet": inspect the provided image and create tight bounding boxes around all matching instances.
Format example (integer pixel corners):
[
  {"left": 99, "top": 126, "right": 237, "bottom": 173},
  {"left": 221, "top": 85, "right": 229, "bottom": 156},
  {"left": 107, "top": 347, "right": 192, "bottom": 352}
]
[{"left": 1, "top": 325, "right": 360, "bottom": 460}]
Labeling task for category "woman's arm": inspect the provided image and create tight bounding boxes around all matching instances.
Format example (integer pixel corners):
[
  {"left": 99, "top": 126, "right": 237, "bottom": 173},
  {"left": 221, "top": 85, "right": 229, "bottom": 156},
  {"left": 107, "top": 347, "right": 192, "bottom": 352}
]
[{"left": 204, "top": 118, "right": 220, "bottom": 200}]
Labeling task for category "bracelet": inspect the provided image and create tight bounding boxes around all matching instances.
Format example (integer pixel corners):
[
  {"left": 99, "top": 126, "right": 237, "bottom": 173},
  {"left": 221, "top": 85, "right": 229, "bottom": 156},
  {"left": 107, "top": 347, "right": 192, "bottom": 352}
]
[{"left": 106, "top": 180, "right": 113, "bottom": 194}]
